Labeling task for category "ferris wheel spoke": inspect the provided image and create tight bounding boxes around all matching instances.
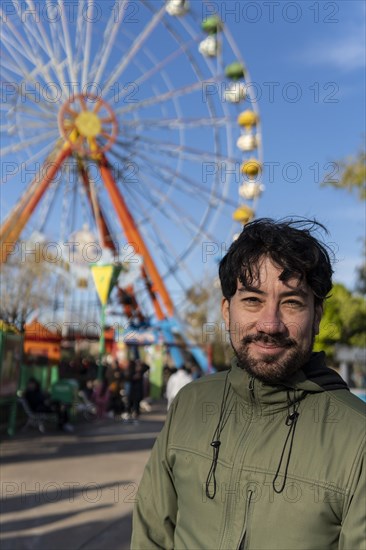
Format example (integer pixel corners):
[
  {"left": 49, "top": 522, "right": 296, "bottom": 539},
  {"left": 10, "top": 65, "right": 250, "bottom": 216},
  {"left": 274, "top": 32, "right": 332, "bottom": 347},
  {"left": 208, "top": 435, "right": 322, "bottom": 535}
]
[
  {"left": 20, "top": 2, "right": 58, "bottom": 85},
  {"left": 3, "top": 120, "right": 53, "bottom": 132},
  {"left": 110, "top": 32, "right": 202, "bottom": 97},
  {"left": 115, "top": 75, "right": 224, "bottom": 116},
  {"left": 1, "top": 28, "right": 46, "bottom": 86},
  {"left": 0, "top": 62, "right": 21, "bottom": 82},
  {"left": 117, "top": 162, "right": 202, "bottom": 240},
  {"left": 90, "top": 0, "right": 128, "bottom": 89},
  {"left": 118, "top": 145, "right": 237, "bottom": 210},
  {"left": 110, "top": 146, "right": 196, "bottom": 208},
  {"left": 124, "top": 178, "right": 213, "bottom": 280},
  {"left": 121, "top": 115, "right": 236, "bottom": 130},
  {"left": 26, "top": 0, "right": 70, "bottom": 97},
  {"left": 112, "top": 153, "right": 228, "bottom": 221},
  {"left": 4, "top": 105, "right": 56, "bottom": 128},
  {"left": 121, "top": 178, "right": 200, "bottom": 272},
  {"left": 121, "top": 184, "right": 196, "bottom": 286},
  {"left": 1, "top": 130, "right": 58, "bottom": 156},
  {"left": 36, "top": 179, "right": 62, "bottom": 234},
  {"left": 45, "top": 0, "right": 69, "bottom": 91},
  {"left": 1, "top": 9, "right": 47, "bottom": 80},
  {"left": 135, "top": 133, "right": 241, "bottom": 165},
  {"left": 100, "top": 131, "right": 112, "bottom": 140},
  {"left": 60, "top": 165, "right": 76, "bottom": 242},
  {"left": 1, "top": 70, "right": 60, "bottom": 121},
  {"left": 121, "top": 157, "right": 218, "bottom": 244},
  {"left": 77, "top": 95, "right": 87, "bottom": 110},
  {"left": 99, "top": 4, "right": 168, "bottom": 97},
  {"left": 0, "top": 142, "right": 57, "bottom": 187},
  {"left": 129, "top": 150, "right": 235, "bottom": 241},
  {"left": 74, "top": 0, "right": 87, "bottom": 79},
  {"left": 58, "top": 0, "right": 78, "bottom": 90},
  {"left": 80, "top": 0, "right": 93, "bottom": 91},
  {"left": 64, "top": 105, "right": 79, "bottom": 116},
  {"left": 128, "top": 138, "right": 237, "bottom": 200}
]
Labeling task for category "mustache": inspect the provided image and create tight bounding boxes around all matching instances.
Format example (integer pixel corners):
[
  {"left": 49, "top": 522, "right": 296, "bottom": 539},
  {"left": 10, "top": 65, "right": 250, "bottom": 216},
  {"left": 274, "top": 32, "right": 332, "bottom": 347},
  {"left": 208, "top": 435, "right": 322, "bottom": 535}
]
[{"left": 241, "top": 334, "right": 296, "bottom": 348}]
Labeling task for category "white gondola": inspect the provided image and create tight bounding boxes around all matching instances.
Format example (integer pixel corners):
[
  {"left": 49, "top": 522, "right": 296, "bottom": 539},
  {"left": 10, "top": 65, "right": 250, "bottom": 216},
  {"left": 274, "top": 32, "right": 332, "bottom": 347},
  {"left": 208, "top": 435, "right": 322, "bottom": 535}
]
[
  {"left": 224, "top": 82, "right": 247, "bottom": 103},
  {"left": 239, "top": 182, "right": 265, "bottom": 200},
  {"left": 165, "top": 0, "right": 189, "bottom": 16},
  {"left": 199, "top": 35, "right": 220, "bottom": 57},
  {"left": 236, "top": 134, "right": 259, "bottom": 152}
]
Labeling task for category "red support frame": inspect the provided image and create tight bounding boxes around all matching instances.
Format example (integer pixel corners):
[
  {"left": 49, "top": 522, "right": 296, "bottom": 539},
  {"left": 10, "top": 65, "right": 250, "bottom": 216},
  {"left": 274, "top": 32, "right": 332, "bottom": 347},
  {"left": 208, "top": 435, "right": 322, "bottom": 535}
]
[
  {"left": 0, "top": 145, "right": 72, "bottom": 264},
  {"left": 1, "top": 146, "right": 175, "bottom": 321},
  {"left": 99, "top": 154, "right": 174, "bottom": 320}
]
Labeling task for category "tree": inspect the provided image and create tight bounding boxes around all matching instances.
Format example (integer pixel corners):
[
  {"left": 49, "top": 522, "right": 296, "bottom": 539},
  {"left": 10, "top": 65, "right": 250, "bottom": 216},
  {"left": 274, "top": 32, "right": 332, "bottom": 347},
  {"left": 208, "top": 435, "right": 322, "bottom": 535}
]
[
  {"left": 0, "top": 240, "right": 68, "bottom": 331},
  {"left": 323, "top": 146, "right": 366, "bottom": 200},
  {"left": 323, "top": 144, "right": 366, "bottom": 293},
  {"left": 314, "top": 283, "right": 366, "bottom": 360}
]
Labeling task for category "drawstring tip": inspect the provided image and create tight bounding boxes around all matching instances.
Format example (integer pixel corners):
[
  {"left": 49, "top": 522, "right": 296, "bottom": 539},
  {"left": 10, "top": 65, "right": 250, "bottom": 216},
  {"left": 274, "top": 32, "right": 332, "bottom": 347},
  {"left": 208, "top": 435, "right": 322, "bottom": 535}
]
[{"left": 286, "top": 411, "right": 299, "bottom": 425}]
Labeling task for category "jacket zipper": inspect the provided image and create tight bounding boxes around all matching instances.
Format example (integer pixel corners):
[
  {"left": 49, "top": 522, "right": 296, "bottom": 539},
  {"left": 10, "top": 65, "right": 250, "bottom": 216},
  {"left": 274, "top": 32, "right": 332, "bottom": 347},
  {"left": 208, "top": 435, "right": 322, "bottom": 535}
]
[
  {"left": 249, "top": 376, "right": 255, "bottom": 403},
  {"left": 237, "top": 489, "right": 254, "bottom": 550}
]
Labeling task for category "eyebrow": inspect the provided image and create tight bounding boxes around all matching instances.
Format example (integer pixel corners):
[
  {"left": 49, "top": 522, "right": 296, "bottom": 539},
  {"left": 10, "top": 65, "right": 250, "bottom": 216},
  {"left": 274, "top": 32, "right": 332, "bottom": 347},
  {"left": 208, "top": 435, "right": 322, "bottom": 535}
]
[{"left": 237, "top": 286, "right": 309, "bottom": 299}]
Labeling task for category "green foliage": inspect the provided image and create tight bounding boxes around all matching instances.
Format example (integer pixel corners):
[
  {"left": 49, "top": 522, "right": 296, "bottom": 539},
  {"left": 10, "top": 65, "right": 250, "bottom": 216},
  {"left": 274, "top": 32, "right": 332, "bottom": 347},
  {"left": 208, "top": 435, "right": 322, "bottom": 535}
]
[
  {"left": 314, "top": 283, "right": 366, "bottom": 358},
  {"left": 322, "top": 145, "right": 365, "bottom": 294},
  {"left": 322, "top": 147, "right": 366, "bottom": 200}
]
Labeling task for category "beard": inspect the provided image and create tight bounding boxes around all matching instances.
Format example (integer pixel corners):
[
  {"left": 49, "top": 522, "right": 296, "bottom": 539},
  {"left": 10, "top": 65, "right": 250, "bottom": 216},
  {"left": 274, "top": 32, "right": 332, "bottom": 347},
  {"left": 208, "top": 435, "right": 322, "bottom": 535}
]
[{"left": 231, "top": 332, "right": 314, "bottom": 384}]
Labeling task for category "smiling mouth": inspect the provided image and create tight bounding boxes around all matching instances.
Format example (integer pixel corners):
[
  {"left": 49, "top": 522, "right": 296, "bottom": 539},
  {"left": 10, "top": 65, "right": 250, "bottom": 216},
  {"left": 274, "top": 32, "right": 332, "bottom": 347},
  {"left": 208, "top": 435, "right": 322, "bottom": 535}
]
[
  {"left": 252, "top": 342, "right": 286, "bottom": 352},
  {"left": 243, "top": 335, "right": 295, "bottom": 348}
]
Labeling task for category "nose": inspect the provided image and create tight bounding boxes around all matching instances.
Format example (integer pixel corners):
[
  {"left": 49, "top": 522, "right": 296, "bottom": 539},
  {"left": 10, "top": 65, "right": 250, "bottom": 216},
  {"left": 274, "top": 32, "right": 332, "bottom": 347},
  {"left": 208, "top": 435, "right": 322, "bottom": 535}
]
[{"left": 255, "top": 303, "right": 286, "bottom": 335}]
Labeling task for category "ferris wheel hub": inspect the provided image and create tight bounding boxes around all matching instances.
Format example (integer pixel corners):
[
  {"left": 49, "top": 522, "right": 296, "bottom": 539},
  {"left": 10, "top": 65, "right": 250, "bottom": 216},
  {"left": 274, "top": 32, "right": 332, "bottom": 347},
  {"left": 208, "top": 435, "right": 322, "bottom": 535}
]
[
  {"left": 58, "top": 93, "right": 118, "bottom": 156},
  {"left": 75, "top": 111, "right": 102, "bottom": 138}
]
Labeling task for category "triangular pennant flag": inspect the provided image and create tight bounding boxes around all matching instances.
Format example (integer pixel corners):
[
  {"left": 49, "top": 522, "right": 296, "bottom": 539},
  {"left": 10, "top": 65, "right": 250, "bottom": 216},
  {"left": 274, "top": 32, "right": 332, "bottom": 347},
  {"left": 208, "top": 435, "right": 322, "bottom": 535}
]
[{"left": 91, "top": 264, "right": 122, "bottom": 306}]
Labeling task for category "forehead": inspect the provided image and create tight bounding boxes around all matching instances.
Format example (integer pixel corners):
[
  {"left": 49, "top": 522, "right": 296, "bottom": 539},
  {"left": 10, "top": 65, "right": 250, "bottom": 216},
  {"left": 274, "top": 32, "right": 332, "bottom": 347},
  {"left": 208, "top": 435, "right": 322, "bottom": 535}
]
[{"left": 237, "top": 258, "right": 311, "bottom": 294}]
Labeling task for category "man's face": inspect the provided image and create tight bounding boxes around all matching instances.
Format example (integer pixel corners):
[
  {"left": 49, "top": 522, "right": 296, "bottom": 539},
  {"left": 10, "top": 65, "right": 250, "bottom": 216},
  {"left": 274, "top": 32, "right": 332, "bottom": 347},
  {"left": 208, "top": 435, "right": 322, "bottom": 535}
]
[{"left": 222, "top": 256, "right": 323, "bottom": 384}]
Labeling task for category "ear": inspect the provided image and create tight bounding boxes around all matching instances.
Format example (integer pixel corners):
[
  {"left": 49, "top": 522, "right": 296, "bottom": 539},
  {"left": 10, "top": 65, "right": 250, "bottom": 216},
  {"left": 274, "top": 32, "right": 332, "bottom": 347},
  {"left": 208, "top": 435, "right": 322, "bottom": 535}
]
[
  {"left": 313, "top": 304, "right": 323, "bottom": 336},
  {"left": 221, "top": 298, "right": 230, "bottom": 331}
]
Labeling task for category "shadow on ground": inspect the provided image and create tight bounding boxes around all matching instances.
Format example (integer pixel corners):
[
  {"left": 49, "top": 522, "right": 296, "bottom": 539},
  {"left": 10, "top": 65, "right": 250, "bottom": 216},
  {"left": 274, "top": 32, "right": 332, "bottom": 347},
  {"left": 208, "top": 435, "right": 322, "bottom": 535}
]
[{"left": 1, "top": 512, "right": 133, "bottom": 550}]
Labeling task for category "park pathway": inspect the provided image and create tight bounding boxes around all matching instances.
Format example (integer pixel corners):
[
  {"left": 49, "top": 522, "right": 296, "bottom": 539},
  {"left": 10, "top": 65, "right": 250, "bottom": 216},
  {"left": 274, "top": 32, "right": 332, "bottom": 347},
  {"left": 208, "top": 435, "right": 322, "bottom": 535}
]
[{"left": 0, "top": 403, "right": 166, "bottom": 549}]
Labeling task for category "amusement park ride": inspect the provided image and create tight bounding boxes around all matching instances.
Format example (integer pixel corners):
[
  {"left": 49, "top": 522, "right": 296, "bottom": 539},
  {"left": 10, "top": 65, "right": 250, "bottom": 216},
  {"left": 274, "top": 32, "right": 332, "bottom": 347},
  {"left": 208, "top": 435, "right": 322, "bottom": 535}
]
[{"left": 1, "top": 0, "right": 264, "bottom": 372}]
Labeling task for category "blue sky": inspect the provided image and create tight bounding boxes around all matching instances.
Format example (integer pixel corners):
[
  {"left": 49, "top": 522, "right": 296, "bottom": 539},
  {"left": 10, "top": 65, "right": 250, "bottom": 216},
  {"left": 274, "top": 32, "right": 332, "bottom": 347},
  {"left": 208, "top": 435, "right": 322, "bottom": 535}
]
[
  {"left": 220, "top": 0, "right": 365, "bottom": 288},
  {"left": 1, "top": 0, "right": 365, "bottom": 318}
]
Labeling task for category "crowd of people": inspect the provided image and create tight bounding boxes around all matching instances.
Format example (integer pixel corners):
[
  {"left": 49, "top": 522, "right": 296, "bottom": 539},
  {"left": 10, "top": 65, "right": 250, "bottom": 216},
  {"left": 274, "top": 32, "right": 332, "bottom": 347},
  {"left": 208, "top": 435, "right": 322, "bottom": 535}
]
[
  {"left": 84, "top": 358, "right": 151, "bottom": 423},
  {"left": 23, "top": 357, "right": 201, "bottom": 430}
]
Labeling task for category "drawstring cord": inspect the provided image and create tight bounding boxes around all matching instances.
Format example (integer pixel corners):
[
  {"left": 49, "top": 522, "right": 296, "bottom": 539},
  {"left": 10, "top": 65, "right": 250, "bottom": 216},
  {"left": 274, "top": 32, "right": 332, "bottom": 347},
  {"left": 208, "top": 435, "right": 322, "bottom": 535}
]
[
  {"left": 205, "top": 371, "right": 232, "bottom": 499},
  {"left": 206, "top": 378, "right": 301, "bottom": 498},
  {"left": 272, "top": 390, "right": 300, "bottom": 494}
]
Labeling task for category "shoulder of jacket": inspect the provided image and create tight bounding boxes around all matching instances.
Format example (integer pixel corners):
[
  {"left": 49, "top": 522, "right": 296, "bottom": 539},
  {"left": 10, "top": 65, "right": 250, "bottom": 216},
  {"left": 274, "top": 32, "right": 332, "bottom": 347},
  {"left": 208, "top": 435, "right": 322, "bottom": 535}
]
[
  {"left": 327, "top": 389, "right": 366, "bottom": 420},
  {"left": 172, "top": 371, "right": 227, "bottom": 403},
  {"left": 183, "top": 370, "right": 227, "bottom": 389}
]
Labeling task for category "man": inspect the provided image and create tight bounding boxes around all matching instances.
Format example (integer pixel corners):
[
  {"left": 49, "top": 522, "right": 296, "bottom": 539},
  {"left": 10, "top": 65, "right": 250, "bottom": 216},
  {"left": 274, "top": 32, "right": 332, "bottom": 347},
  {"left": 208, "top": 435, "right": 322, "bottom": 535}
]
[{"left": 131, "top": 218, "right": 365, "bottom": 550}]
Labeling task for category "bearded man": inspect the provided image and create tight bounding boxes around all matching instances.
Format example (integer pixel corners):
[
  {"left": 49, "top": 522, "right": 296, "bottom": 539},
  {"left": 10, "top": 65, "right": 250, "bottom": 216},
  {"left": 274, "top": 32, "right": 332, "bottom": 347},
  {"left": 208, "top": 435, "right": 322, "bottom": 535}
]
[{"left": 131, "top": 218, "right": 365, "bottom": 550}]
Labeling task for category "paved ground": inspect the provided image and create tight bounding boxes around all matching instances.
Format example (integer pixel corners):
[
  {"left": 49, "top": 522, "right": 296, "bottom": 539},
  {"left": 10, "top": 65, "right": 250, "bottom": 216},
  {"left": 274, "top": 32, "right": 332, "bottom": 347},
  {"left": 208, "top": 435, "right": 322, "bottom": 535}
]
[{"left": 0, "top": 402, "right": 166, "bottom": 550}]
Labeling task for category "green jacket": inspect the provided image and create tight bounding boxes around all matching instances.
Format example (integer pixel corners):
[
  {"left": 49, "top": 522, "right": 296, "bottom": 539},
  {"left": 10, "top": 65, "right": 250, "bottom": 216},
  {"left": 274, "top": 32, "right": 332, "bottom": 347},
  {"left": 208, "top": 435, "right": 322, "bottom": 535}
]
[{"left": 131, "top": 353, "right": 366, "bottom": 549}]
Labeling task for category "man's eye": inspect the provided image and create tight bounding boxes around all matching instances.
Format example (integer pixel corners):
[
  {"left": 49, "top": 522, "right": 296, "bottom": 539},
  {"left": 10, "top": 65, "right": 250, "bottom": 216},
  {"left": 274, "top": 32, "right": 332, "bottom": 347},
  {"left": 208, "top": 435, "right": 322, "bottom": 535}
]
[
  {"left": 243, "top": 297, "right": 260, "bottom": 303},
  {"left": 284, "top": 300, "right": 303, "bottom": 308}
]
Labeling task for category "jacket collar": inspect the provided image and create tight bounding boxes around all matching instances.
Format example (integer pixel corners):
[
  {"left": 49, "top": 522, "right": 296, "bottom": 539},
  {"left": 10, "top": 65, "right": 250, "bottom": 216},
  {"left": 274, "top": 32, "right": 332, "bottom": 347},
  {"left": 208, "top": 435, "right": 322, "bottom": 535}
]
[{"left": 228, "top": 352, "right": 342, "bottom": 412}]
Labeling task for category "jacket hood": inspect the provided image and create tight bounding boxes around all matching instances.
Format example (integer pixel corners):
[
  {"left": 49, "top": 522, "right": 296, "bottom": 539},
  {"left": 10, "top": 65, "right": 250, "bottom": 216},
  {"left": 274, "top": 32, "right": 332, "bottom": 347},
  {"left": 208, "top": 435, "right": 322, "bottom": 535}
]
[{"left": 301, "top": 352, "right": 349, "bottom": 391}]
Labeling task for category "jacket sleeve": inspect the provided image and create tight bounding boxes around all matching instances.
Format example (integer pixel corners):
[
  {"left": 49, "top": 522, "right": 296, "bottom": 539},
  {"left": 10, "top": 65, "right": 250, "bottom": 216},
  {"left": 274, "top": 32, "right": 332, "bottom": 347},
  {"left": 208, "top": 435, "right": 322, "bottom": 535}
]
[
  {"left": 131, "top": 404, "right": 177, "bottom": 549},
  {"left": 339, "top": 439, "right": 366, "bottom": 550}
]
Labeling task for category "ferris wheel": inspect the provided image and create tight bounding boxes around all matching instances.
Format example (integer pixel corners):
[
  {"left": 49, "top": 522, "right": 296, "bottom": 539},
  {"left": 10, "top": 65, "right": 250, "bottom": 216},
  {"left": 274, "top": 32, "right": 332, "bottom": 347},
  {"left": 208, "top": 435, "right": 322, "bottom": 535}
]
[{"left": 0, "top": 0, "right": 264, "bottom": 327}]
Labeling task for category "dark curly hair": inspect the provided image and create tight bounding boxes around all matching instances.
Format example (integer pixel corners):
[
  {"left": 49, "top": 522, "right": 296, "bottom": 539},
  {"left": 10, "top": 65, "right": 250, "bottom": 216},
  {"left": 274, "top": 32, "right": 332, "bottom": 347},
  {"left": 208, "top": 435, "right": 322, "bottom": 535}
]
[{"left": 219, "top": 218, "right": 334, "bottom": 306}]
